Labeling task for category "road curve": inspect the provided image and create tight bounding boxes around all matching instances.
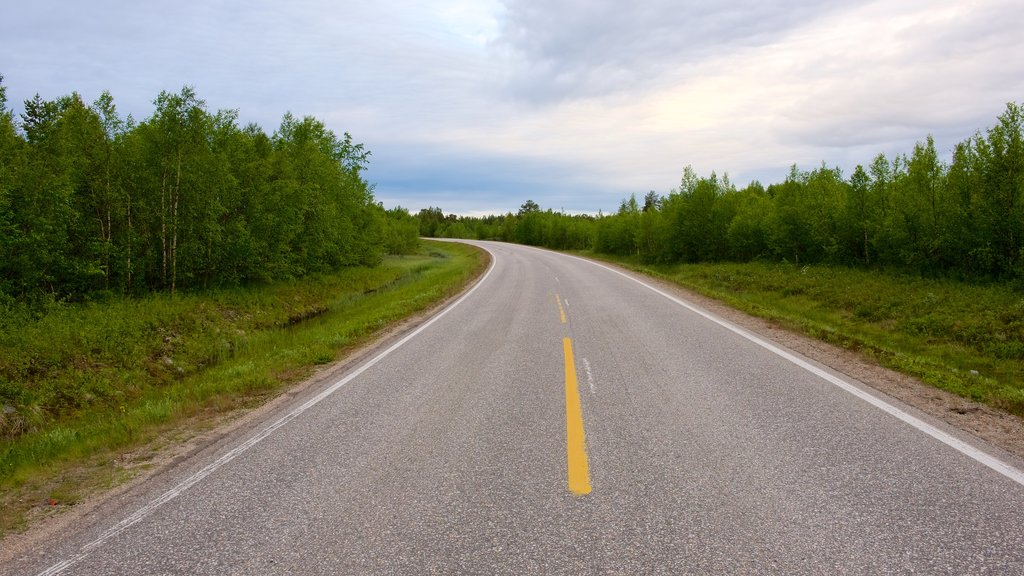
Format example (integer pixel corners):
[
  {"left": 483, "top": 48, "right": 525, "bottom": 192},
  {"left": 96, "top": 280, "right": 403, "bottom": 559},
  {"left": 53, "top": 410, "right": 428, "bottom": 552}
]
[{"left": 10, "top": 241, "right": 1024, "bottom": 575}]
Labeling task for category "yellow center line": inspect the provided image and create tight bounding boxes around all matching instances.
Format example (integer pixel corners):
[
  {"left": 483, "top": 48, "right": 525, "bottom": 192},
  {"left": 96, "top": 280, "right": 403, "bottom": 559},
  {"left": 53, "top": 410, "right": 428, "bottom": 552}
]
[
  {"left": 563, "top": 337, "right": 592, "bottom": 495},
  {"left": 556, "top": 293, "right": 567, "bottom": 324}
]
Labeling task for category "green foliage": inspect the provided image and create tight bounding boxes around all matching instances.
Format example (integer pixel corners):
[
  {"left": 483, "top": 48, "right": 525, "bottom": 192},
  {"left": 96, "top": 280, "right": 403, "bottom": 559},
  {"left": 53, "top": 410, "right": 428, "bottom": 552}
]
[
  {"left": 726, "top": 182, "right": 771, "bottom": 261},
  {"left": 380, "top": 205, "right": 421, "bottom": 254},
  {"left": 0, "top": 81, "right": 402, "bottom": 301},
  {"left": 417, "top": 205, "right": 595, "bottom": 249},
  {"left": 416, "top": 206, "right": 446, "bottom": 237},
  {"left": 426, "top": 101, "right": 1024, "bottom": 283}
]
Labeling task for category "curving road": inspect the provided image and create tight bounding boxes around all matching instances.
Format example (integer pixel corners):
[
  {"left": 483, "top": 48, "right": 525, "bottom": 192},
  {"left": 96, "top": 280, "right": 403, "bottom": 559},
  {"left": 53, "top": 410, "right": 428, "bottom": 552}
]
[{"left": 10, "top": 241, "right": 1024, "bottom": 575}]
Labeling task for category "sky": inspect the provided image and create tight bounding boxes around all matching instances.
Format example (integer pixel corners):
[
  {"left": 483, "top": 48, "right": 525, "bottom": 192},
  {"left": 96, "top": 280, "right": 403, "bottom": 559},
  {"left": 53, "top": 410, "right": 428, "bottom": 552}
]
[{"left": 2, "top": 0, "right": 1023, "bottom": 215}]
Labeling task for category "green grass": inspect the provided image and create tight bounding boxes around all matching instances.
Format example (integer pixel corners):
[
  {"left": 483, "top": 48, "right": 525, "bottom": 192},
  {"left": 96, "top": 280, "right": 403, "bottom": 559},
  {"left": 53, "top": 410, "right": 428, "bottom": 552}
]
[
  {"left": 586, "top": 254, "right": 1024, "bottom": 416},
  {"left": 0, "top": 240, "right": 486, "bottom": 536}
]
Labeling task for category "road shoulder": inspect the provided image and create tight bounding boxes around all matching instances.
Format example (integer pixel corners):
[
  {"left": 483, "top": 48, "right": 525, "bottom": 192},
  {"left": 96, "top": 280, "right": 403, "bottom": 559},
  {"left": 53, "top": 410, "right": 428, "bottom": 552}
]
[
  {"left": 594, "top": 257, "right": 1024, "bottom": 466},
  {"left": 0, "top": 247, "right": 493, "bottom": 571}
]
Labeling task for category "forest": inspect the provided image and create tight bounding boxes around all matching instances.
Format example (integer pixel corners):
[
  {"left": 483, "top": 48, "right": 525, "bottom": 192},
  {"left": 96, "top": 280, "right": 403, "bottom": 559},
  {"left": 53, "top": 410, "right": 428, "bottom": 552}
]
[
  {"left": 3, "top": 75, "right": 1021, "bottom": 296},
  {"left": 0, "top": 77, "right": 420, "bottom": 303},
  {"left": 422, "top": 102, "right": 1024, "bottom": 283}
]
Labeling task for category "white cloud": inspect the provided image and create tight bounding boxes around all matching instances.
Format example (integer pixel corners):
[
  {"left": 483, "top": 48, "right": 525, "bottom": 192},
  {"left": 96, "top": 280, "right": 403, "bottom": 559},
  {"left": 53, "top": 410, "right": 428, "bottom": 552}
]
[
  {"left": 416, "top": 0, "right": 1024, "bottom": 196},
  {"left": 2, "top": 0, "right": 1022, "bottom": 213}
]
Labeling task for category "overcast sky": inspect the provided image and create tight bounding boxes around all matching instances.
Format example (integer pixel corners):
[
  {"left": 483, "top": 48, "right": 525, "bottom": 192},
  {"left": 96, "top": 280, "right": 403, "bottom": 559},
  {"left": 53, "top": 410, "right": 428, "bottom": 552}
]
[{"left": 3, "top": 1, "right": 1022, "bottom": 215}]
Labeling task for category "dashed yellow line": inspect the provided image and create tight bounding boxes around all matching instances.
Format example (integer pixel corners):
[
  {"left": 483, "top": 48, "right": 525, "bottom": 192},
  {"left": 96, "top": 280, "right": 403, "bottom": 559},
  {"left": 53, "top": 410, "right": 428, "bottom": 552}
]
[
  {"left": 563, "top": 337, "right": 591, "bottom": 495},
  {"left": 556, "top": 293, "right": 567, "bottom": 324}
]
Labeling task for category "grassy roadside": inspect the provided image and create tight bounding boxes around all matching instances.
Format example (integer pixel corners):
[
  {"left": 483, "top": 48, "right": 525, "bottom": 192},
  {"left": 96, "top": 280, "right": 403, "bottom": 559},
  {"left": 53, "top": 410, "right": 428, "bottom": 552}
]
[
  {"left": 0, "top": 240, "right": 487, "bottom": 537},
  {"left": 584, "top": 253, "right": 1024, "bottom": 417}
]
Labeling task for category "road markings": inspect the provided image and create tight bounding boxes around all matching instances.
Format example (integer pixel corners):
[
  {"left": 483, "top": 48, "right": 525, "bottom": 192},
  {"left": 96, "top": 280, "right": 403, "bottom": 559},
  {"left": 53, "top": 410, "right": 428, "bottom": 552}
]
[
  {"left": 582, "top": 357, "right": 595, "bottom": 394},
  {"left": 35, "top": 256, "right": 498, "bottom": 576},
  {"left": 556, "top": 293, "right": 567, "bottom": 324},
  {"left": 570, "top": 254, "right": 1024, "bottom": 489},
  {"left": 557, "top": 292, "right": 588, "bottom": 492},
  {"left": 563, "top": 337, "right": 592, "bottom": 495}
]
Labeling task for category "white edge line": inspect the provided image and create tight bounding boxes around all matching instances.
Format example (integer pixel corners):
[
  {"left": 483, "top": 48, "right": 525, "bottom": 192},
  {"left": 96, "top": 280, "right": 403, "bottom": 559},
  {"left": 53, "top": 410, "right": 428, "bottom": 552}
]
[
  {"left": 38, "top": 250, "right": 496, "bottom": 576},
  {"left": 565, "top": 252, "right": 1024, "bottom": 488}
]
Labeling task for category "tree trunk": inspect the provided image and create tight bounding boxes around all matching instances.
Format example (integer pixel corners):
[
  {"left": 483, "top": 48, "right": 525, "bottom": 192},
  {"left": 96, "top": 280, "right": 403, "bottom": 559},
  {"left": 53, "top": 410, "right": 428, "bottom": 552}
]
[
  {"left": 126, "top": 196, "right": 132, "bottom": 293},
  {"left": 160, "top": 168, "right": 168, "bottom": 286},
  {"left": 171, "top": 152, "right": 181, "bottom": 295}
]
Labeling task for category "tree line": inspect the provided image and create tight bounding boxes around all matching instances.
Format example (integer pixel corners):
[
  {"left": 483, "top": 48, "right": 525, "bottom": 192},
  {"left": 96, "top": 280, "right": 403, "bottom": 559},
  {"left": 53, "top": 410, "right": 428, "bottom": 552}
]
[
  {"left": 0, "top": 77, "right": 419, "bottom": 302},
  {"left": 420, "top": 102, "right": 1024, "bottom": 281}
]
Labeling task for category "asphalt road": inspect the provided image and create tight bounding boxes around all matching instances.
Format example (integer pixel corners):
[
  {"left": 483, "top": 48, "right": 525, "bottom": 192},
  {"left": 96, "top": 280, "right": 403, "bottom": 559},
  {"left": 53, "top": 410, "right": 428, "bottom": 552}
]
[{"left": 10, "top": 241, "right": 1024, "bottom": 575}]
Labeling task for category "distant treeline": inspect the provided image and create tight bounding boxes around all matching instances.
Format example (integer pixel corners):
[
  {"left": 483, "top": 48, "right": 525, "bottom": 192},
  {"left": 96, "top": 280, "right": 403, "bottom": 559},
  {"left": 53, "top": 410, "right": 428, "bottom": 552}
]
[
  {"left": 421, "top": 102, "right": 1024, "bottom": 281},
  {"left": 0, "top": 77, "right": 419, "bottom": 301}
]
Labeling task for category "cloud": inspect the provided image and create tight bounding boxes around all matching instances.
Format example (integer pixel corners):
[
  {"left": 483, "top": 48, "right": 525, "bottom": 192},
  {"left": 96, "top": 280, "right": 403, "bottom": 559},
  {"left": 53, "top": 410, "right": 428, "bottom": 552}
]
[
  {"left": 2, "top": 0, "right": 1023, "bottom": 214},
  {"left": 366, "top": 138, "right": 619, "bottom": 216},
  {"left": 493, "top": 0, "right": 852, "bottom": 102},
  {"left": 438, "top": 0, "right": 1024, "bottom": 191},
  {"left": 765, "top": 1, "right": 1024, "bottom": 155}
]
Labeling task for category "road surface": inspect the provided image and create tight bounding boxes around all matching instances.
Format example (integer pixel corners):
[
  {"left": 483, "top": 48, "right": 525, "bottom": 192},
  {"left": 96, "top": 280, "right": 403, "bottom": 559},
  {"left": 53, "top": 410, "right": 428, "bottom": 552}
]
[{"left": 10, "top": 241, "right": 1024, "bottom": 575}]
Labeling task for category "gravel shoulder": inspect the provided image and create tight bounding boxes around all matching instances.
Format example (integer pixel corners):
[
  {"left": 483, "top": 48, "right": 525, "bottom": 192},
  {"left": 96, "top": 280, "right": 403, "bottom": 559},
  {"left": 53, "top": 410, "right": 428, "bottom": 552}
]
[{"left": 608, "top": 260, "right": 1024, "bottom": 465}]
